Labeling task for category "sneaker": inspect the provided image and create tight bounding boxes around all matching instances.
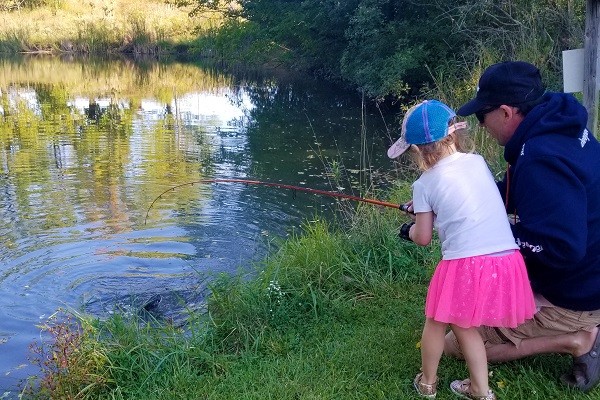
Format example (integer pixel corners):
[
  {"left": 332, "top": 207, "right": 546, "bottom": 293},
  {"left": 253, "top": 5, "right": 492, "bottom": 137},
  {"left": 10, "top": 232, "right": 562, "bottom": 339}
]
[
  {"left": 450, "top": 378, "right": 496, "bottom": 400},
  {"left": 414, "top": 372, "right": 437, "bottom": 398}
]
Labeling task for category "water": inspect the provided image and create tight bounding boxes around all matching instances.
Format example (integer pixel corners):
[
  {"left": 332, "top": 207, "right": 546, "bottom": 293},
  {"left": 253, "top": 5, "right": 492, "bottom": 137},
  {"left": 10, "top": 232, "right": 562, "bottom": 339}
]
[{"left": 0, "top": 56, "right": 395, "bottom": 394}]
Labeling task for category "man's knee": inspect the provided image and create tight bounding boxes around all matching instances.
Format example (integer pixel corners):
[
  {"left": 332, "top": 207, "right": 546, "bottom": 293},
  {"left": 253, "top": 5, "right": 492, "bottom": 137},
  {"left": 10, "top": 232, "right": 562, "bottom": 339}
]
[
  {"left": 444, "top": 331, "right": 464, "bottom": 359},
  {"left": 444, "top": 326, "right": 510, "bottom": 360}
]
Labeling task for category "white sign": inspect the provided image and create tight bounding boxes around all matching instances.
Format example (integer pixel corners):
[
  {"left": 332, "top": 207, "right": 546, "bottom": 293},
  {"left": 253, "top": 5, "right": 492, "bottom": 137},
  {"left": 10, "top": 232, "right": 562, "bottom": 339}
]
[{"left": 562, "top": 48, "right": 585, "bottom": 93}]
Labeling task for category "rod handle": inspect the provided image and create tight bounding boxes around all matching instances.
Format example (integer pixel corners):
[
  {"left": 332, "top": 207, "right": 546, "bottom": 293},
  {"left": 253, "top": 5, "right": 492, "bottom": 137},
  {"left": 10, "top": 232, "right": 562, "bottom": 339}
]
[{"left": 400, "top": 203, "right": 415, "bottom": 214}]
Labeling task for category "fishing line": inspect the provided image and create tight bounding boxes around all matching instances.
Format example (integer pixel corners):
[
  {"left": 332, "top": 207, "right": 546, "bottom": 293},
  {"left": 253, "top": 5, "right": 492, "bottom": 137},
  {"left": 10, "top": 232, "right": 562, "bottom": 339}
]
[{"left": 144, "top": 178, "right": 409, "bottom": 225}]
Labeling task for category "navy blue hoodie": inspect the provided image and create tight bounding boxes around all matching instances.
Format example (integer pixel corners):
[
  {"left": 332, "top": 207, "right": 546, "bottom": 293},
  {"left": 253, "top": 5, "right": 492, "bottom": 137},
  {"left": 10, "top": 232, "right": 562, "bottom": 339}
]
[{"left": 498, "top": 92, "right": 600, "bottom": 311}]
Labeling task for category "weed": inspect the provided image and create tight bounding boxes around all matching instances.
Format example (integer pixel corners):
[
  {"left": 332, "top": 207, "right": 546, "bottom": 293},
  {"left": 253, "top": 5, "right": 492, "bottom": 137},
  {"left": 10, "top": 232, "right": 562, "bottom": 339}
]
[{"left": 26, "top": 310, "right": 112, "bottom": 399}]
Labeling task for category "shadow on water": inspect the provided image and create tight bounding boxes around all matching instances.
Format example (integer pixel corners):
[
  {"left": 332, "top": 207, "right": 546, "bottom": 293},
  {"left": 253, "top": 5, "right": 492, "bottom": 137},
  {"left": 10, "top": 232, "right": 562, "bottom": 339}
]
[{"left": 0, "top": 54, "right": 396, "bottom": 394}]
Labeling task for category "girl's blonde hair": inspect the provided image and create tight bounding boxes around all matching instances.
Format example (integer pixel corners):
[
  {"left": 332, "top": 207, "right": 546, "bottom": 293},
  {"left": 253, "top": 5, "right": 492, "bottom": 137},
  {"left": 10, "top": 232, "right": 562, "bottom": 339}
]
[{"left": 410, "top": 125, "right": 473, "bottom": 171}]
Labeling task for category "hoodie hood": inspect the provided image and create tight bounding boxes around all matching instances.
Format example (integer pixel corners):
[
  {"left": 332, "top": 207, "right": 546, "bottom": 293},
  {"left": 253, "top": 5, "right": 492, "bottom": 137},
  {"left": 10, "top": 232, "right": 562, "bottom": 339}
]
[{"left": 504, "top": 92, "right": 588, "bottom": 164}]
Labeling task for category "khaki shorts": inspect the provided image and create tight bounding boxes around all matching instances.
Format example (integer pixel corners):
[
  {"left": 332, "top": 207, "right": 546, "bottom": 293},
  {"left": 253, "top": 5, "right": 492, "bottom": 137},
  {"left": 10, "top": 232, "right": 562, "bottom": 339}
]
[{"left": 446, "top": 306, "right": 600, "bottom": 357}]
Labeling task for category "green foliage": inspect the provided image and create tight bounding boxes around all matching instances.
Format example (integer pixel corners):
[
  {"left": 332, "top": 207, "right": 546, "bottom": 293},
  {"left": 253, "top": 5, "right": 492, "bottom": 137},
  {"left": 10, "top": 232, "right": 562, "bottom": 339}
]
[
  {"left": 168, "top": 0, "right": 233, "bottom": 16},
  {"left": 278, "top": 0, "right": 458, "bottom": 97},
  {"left": 1, "top": 0, "right": 586, "bottom": 99},
  {"left": 189, "top": 0, "right": 584, "bottom": 100},
  {"left": 433, "top": 0, "right": 585, "bottom": 90},
  {"left": 189, "top": 0, "right": 474, "bottom": 97},
  {"left": 26, "top": 309, "right": 234, "bottom": 399},
  {"left": 192, "top": 19, "right": 279, "bottom": 65}
]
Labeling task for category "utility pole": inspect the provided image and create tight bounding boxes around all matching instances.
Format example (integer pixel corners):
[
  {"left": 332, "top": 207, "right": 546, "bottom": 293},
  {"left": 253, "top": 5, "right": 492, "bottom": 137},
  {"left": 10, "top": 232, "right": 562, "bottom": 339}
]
[{"left": 584, "top": 0, "right": 600, "bottom": 136}]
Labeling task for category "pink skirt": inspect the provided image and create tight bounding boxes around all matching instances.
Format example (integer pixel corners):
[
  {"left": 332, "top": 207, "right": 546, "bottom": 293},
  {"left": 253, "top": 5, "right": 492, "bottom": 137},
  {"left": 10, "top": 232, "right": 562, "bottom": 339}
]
[{"left": 424, "top": 250, "right": 536, "bottom": 328}]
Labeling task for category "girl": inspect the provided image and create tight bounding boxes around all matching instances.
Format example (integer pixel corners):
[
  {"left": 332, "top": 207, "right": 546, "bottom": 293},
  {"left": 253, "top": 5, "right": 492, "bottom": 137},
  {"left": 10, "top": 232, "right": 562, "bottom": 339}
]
[{"left": 388, "top": 100, "right": 536, "bottom": 399}]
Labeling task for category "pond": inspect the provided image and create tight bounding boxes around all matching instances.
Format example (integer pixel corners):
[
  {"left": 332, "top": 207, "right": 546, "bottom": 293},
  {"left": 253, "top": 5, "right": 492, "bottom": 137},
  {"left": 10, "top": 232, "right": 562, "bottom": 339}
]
[{"left": 0, "top": 55, "right": 398, "bottom": 394}]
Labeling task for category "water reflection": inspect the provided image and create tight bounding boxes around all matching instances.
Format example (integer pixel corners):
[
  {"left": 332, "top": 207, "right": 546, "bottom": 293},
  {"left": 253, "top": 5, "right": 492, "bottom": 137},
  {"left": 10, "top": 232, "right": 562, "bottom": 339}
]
[{"left": 0, "top": 56, "right": 393, "bottom": 394}]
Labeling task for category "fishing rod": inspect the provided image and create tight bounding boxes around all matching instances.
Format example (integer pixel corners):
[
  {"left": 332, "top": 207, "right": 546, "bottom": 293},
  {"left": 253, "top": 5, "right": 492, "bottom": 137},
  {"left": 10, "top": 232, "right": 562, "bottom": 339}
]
[{"left": 144, "top": 178, "right": 410, "bottom": 225}]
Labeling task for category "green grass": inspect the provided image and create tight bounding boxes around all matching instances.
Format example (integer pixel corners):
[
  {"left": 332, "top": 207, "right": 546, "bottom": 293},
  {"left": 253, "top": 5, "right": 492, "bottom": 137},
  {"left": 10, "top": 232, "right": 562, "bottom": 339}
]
[{"left": 23, "top": 184, "right": 600, "bottom": 399}]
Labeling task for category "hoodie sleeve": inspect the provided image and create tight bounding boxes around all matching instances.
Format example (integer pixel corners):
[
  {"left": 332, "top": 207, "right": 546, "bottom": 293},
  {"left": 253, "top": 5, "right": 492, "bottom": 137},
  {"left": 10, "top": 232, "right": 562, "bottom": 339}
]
[{"left": 511, "top": 154, "right": 587, "bottom": 269}]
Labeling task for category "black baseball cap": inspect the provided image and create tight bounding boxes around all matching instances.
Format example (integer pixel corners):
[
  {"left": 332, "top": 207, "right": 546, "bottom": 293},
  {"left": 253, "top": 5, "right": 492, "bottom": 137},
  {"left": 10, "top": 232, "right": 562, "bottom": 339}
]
[{"left": 457, "top": 61, "right": 545, "bottom": 116}]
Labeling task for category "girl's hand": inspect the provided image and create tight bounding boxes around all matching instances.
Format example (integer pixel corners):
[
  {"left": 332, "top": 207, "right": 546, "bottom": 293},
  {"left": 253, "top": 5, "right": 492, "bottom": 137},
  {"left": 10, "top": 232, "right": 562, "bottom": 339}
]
[{"left": 400, "top": 200, "right": 416, "bottom": 221}]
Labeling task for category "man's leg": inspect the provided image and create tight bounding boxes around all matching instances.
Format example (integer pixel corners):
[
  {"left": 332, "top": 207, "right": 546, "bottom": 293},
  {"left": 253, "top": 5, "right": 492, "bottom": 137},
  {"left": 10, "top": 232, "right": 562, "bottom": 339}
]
[
  {"left": 444, "top": 306, "right": 600, "bottom": 392},
  {"left": 444, "top": 326, "right": 598, "bottom": 363}
]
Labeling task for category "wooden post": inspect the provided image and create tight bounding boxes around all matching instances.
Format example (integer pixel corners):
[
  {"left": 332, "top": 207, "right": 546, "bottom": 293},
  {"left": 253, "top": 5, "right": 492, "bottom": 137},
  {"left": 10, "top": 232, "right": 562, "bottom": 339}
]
[{"left": 584, "top": 0, "right": 600, "bottom": 136}]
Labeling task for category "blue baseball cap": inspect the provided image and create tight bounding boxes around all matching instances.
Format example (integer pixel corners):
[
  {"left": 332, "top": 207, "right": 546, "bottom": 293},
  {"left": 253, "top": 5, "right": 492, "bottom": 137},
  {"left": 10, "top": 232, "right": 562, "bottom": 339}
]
[
  {"left": 387, "top": 100, "right": 458, "bottom": 159},
  {"left": 457, "top": 61, "right": 545, "bottom": 116}
]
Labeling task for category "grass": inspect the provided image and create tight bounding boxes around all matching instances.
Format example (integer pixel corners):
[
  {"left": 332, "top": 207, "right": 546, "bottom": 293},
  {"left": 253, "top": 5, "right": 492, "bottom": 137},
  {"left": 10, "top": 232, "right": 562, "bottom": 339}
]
[
  {"left": 22, "top": 181, "right": 600, "bottom": 399},
  {"left": 0, "top": 0, "right": 221, "bottom": 54}
]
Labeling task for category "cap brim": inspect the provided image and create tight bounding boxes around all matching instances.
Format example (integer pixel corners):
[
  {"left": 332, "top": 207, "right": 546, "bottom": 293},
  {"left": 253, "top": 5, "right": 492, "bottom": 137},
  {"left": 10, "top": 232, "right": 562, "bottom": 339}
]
[
  {"left": 387, "top": 137, "right": 410, "bottom": 159},
  {"left": 456, "top": 97, "right": 485, "bottom": 117}
]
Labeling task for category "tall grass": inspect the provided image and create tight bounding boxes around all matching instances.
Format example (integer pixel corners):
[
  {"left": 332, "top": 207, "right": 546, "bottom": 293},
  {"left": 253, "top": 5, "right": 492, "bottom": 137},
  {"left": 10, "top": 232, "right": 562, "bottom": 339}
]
[{"left": 0, "top": 0, "right": 221, "bottom": 55}]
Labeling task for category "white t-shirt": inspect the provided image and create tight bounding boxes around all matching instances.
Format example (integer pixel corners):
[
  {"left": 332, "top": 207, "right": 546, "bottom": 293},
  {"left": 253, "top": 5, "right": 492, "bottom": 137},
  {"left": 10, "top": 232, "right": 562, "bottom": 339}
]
[{"left": 412, "top": 152, "right": 518, "bottom": 260}]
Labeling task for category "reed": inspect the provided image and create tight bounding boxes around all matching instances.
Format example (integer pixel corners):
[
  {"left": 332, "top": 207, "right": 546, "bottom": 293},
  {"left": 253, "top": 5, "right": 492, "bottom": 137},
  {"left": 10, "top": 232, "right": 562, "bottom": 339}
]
[{"left": 0, "top": 0, "right": 221, "bottom": 54}]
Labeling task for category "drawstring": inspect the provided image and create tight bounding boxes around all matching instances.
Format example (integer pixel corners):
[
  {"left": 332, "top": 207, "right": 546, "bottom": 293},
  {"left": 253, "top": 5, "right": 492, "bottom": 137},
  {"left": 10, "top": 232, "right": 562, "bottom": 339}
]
[
  {"left": 504, "top": 163, "right": 510, "bottom": 211},
  {"left": 505, "top": 163, "right": 517, "bottom": 224}
]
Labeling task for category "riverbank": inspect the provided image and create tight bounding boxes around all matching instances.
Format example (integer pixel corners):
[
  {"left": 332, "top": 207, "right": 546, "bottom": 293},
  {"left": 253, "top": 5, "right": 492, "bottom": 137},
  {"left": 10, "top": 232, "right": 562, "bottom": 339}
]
[
  {"left": 22, "top": 182, "right": 594, "bottom": 399},
  {"left": 0, "top": 0, "right": 218, "bottom": 55},
  {"left": 1, "top": 1, "right": 583, "bottom": 102}
]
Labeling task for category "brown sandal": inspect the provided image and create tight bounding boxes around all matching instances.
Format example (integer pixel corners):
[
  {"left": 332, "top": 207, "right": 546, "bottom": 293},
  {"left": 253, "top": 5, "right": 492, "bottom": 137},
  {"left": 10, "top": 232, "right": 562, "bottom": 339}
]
[
  {"left": 414, "top": 372, "right": 437, "bottom": 398},
  {"left": 450, "top": 378, "right": 496, "bottom": 400}
]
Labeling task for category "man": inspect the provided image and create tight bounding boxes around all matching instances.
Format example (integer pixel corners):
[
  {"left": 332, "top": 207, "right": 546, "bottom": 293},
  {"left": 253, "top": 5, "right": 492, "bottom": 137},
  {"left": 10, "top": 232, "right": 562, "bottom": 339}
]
[{"left": 444, "top": 61, "right": 600, "bottom": 392}]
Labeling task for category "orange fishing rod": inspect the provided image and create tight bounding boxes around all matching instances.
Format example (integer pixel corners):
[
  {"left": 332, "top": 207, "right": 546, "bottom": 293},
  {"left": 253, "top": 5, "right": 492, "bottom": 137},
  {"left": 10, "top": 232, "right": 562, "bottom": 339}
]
[{"left": 144, "top": 178, "right": 409, "bottom": 225}]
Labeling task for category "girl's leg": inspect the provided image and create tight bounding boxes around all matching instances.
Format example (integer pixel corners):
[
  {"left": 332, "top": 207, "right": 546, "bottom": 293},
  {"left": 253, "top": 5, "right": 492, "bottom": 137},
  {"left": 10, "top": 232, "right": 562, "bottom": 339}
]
[
  {"left": 420, "top": 317, "right": 448, "bottom": 384},
  {"left": 451, "top": 324, "right": 490, "bottom": 396}
]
